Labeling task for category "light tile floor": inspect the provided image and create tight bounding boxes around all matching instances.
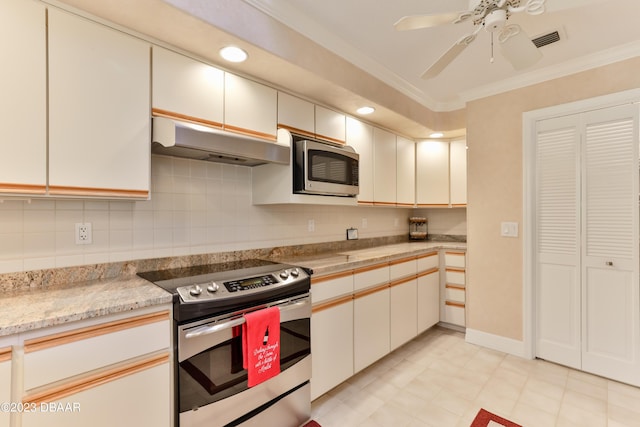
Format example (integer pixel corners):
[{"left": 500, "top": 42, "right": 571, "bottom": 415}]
[{"left": 310, "top": 327, "right": 640, "bottom": 427}]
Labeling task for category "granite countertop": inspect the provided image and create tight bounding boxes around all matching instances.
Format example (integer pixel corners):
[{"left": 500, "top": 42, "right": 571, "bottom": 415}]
[
  {"left": 0, "top": 276, "right": 172, "bottom": 337},
  {"left": 270, "top": 241, "right": 467, "bottom": 276},
  {"left": 0, "top": 240, "right": 465, "bottom": 338}
]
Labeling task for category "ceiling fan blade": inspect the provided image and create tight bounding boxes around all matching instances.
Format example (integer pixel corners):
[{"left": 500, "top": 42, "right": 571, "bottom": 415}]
[
  {"left": 394, "top": 11, "right": 467, "bottom": 31},
  {"left": 421, "top": 33, "right": 477, "bottom": 79},
  {"left": 498, "top": 25, "right": 542, "bottom": 70}
]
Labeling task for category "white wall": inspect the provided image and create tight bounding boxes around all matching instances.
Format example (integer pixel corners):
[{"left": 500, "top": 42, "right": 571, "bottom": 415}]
[{"left": 0, "top": 155, "right": 465, "bottom": 274}]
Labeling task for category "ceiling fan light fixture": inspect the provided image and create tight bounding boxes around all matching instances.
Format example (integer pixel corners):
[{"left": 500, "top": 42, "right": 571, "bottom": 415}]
[{"left": 484, "top": 9, "right": 507, "bottom": 32}]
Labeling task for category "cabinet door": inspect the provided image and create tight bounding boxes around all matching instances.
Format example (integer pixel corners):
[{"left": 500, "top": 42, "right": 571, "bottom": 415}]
[
  {"left": 354, "top": 286, "right": 390, "bottom": 372},
  {"left": 0, "top": 0, "right": 47, "bottom": 195},
  {"left": 152, "top": 46, "right": 224, "bottom": 127},
  {"left": 311, "top": 298, "right": 353, "bottom": 400},
  {"left": 390, "top": 278, "right": 417, "bottom": 350},
  {"left": 22, "top": 359, "right": 170, "bottom": 427},
  {"left": 417, "top": 269, "right": 440, "bottom": 333},
  {"left": 0, "top": 348, "right": 10, "bottom": 427},
  {"left": 373, "top": 127, "right": 396, "bottom": 205},
  {"left": 346, "top": 117, "right": 374, "bottom": 204},
  {"left": 416, "top": 140, "right": 449, "bottom": 207},
  {"left": 315, "top": 106, "right": 345, "bottom": 144},
  {"left": 48, "top": 8, "right": 150, "bottom": 198},
  {"left": 449, "top": 139, "right": 467, "bottom": 206},
  {"left": 396, "top": 136, "right": 415, "bottom": 207},
  {"left": 224, "top": 73, "right": 277, "bottom": 140},
  {"left": 277, "top": 92, "right": 315, "bottom": 137}
]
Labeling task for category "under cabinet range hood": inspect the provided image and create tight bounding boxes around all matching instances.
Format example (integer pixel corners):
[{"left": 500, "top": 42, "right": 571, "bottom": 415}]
[{"left": 151, "top": 117, "right": 290, "bottom": 166}]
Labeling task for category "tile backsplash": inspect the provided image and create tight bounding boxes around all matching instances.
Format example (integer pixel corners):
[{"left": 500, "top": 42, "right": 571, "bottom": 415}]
[{"left": 0, "top": 155, "right": 466, "bottom": 274}]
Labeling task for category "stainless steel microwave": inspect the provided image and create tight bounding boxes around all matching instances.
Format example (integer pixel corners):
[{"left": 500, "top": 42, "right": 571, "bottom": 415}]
[{"left": 293, "top": 138, "right": 359, "bottom": 197}]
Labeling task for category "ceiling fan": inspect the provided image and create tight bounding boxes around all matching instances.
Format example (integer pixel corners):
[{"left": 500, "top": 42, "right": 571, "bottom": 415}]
[{"left": 394, "top": 0, "right": 548, "bottom": 79}]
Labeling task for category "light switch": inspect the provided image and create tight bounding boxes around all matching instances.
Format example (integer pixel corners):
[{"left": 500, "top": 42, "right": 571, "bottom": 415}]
[{"left": 501, "top": 222, "right": 518, "bottom": 238}]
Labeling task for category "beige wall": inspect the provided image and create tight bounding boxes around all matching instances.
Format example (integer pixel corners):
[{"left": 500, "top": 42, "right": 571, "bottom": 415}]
[{"left": 466, "top": 57, "right": 640, "bottom": 340}]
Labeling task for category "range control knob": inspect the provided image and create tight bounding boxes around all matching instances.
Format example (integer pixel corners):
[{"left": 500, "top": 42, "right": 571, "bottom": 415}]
[
  {"left": 207, "top": 283, "right": 220, "bottom": 293},
  {"left": 189, "top": 285, "right": 203, "bottom": 297},
  {"left": 290, "top": 268, "right": 300, "bottom": 278},
  {"left": 279, "top": 270, "right": 290, "bottom": 280}
]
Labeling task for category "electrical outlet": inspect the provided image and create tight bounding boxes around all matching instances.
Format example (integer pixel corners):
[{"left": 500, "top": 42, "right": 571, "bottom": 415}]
[
  {"left": 308, "top": 219, "right": 315, "bottom": 232},
  {"left": 75, "top": 222, "right": 92, "bottom": 244},
  {"left": 362, "top": 218, "right": 368, "bottom": 228}
]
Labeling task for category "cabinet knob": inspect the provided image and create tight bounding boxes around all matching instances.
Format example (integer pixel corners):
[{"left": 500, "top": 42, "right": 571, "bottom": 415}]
[{"left": 606, "top": 261, "right": 614, "bottom": 266}]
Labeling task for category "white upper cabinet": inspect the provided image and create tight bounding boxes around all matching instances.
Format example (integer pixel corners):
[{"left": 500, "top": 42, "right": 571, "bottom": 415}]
[
  {"left": 396, "top": 136, "right": 416, "bottom": 207},
  {"left": 373, "top": 127, "right": 397, "bottom": 205},
  {"left": 48, "top": 8, "right": 151, "bottom": 199},
  {"left": 449, "top": 139, "right": 467, "bottom": 206},
  {"left": 416, "top": 140, "right": 450, "bottom": 207},
  {"left": 152, "top": 46, "right": 224, "bottom": 127},
  {"left": 315, "top": 105, "right": 346, "bottom": 144},
  {"left": 277, "top": 92, "right": 315, "bottom": 137},
  {"left": 346, "top": 117, "right": 374, "bottom": 204},
  {"left": 224, "top": 73, "right": 277, "bottom": 141},
  {"left": 0, "top": 0, "right": 47, "bottom": 195}
]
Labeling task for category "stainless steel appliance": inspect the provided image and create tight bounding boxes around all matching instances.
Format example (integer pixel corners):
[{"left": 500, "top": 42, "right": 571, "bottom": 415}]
[
  {"left": 293, "top": 136, "right": 359, "bottom": 197},
  {"left": 138, "top": 260, "right": 311, "bottom": 427}
]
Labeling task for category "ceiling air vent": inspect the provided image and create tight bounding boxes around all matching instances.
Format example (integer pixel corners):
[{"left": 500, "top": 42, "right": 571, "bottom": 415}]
[{"left": 532, "top": 30, "right": 561, "bottom": 48}]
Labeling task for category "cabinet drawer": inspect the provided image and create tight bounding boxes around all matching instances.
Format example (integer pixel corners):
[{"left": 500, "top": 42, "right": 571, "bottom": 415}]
[
  {"left": 446, "top": 268, "right": 465, "bottom": 286},
  {"left": 444, "top": 251, "right": 466, "bottom": 268},
  {"left": 390, "top": 258, "right": 417, "bottom": 280},
  {"left": 311, "top": 271, "right": 353, "bottom": 304},
  {"left": 417, "top": 252, "right": 439, "bottom": 271},
  {"left": 444, "top": 302, "right": 465, "bottom": 327},
  {"left": 445, "top": 285, "right": 465, "bottom": 303},
  {"left": 354, "top": 264, "right": 389, "bottom": 291},
  {"left": 24, "top": 311, "right": 170, "bottom": 390}
]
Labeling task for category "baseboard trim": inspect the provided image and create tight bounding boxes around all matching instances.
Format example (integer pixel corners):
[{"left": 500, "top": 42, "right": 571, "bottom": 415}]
[{"left": 465, "top": 328, "right": 530, "bottom": 359}]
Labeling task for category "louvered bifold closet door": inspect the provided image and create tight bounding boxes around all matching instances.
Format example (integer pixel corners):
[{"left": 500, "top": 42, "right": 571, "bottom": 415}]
[
  {"left": 581, "top": 104, "right": 640, "bottom": 385},
  {"left": 535, "top": 115, "right": 582, "bottom": 369}
]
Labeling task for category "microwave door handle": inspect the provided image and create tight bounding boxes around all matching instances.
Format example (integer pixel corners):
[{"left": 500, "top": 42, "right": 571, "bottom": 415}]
[{"left": 184, "top": 298, "right": 310, "bottom": 339}]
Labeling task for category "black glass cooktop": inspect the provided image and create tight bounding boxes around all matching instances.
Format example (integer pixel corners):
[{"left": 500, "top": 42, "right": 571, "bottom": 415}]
[{"left": 137, "top": 259, "right": 278, "bottom": 284}]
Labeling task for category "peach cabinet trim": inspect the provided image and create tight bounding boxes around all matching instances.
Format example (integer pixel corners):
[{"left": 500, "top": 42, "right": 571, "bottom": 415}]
[
  {"left": 314, "top": 133, "right": 345, "bottom": 145},
  {"left": 389, "top": 276, "right": 416, "bottom": 288},
  {"left": 445, "top": 301, "right": 465, "bottom": 308},
  {"left": 311, "top": 270, "right": 353, "bottom": 284},
  {"left": 353, "top": 283, "right": 389, "bottom": 299},
  {"left": 48, "top": 186, "right": 149, "bottom": 199},
  {"left": 357, "top": 201, "right": 375, "bottom": 206},
  {"left": 152, "top": 108, "right": 223, "bottom": 129},
  {"left": 396, "top": 202, "right": 415, "bottom": 207},
  {"left": 277, "top": 124, "right": 315, "bottom": 139},
  {"left": 446, "top": 284, "right": 466, "bottom": 290},
  {"left": 22, "top": 352, "right": 169, "bottom": 405},
  {"left": 445, "top": 267, "right": 465, "bottom": 273},
  {"left": 372, "top": 201, "right": 397, "bottom": 206},
  {"left": 451, "top": 204, "right": 467, "bottom": 208},
  {"left": 416, "top": 204, "right": 449, "bottom": 208},
  {"left": 0, "top": 347, "right": 11, "bottom": 363},
  {"left": 24, "top": 311, "right": 170, "bottom": 354},
  {"left": 389, "top": 256, "right": 417, "bottom": 266},
  {"left": 444, "top": 251, "right": 465, "bottom": 256},
  {"left": 417, "top": 267, "right": 439, "bottom": 278},
  {"left": 312, "top": 295, "right": 353, "bottom": 314},
  {"left": 0, "top": 183, "right": 46, "bottom": 194},
  {"left": 223, "top": 124, "right": 276, "bottom": 142}
]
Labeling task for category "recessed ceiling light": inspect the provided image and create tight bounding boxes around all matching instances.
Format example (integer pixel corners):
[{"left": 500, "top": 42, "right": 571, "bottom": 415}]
[
  {"left": 357, "top": 106, "right": 375, "bottom": 115},
  {"left": 429, "top": 132, "right": 444, "bottom": 138},
  {"left": 219, "top": 46, "right": 248, "bottom": 63}
]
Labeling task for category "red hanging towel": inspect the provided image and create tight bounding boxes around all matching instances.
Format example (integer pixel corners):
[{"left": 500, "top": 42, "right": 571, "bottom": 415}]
[{"left": 242, "top": 307, "right": 281, "bottom": 387}]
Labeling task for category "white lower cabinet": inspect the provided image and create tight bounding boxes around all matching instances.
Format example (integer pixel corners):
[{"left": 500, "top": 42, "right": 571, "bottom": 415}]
[
  {"left": 390, "top": 278, "right": 418, "bottom": 350},
  {"left": 354, "top": 286, "right": 390, "bottom": 373},
  {"left": 0, "top": 346, "right": 11, "bottom": 427},
  {"left": 17, "top": 307, "right": 171, "bottom": 427},
  {"left": 310, "top": 297, "right": 354, "bottom": 400},
  {"left": 417, "top": 267, "right": 440, "bottom": 333}
]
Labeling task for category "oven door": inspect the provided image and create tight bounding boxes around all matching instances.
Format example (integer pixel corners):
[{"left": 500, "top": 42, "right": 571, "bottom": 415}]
[{"left": 177, "top": 293, "right": 311, "bottom": 427}]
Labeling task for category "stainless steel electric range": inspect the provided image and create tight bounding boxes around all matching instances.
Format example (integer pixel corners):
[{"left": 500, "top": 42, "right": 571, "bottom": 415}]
[{"left": 139, "top": 259, "right": 311, "bottom": 427}]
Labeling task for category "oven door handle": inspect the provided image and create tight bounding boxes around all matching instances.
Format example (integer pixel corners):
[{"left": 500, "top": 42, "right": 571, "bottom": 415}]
[{"left": 184, "top": 299, "right": 309, "bottom": 339}]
